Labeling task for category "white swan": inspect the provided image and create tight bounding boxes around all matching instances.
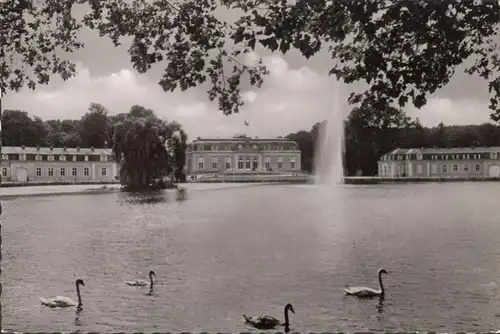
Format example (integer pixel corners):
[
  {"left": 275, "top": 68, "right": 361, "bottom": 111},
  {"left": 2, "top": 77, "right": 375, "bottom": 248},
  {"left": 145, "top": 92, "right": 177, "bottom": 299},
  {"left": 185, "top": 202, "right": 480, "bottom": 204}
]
[
  {"left": 345, "top": 268, "right": 388, "bottom": 298},
  {"left": 40, "top": 279, "right": 85, "bottom": 308},
  {"left": 125, "top": 270, "right": 156, "bottom": 289},
  {"left": 243, "top": 303, "right": 295, "bottom": 330}
]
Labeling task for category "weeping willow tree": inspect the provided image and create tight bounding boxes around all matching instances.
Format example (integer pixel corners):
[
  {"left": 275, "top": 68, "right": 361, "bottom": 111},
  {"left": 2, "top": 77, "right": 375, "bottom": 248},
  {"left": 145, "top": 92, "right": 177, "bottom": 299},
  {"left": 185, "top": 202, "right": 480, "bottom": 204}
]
[{"left": 112, "top": 105, "right": 187, "bottom": 190}]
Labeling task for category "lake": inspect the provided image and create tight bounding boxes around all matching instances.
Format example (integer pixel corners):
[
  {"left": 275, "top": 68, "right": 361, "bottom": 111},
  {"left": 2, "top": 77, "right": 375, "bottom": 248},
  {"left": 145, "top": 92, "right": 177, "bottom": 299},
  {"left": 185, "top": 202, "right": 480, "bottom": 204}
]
[{"left": 3, "top": 182, "right": 500, "bottom": 332}]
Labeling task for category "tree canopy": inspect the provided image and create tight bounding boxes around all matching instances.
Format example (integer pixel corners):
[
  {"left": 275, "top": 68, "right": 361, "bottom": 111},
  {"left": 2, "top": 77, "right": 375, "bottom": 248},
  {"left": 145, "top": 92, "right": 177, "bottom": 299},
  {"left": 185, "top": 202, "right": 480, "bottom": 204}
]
[
  {"left": 3, "top": 1, "right": 500, "bottom": 119},
  {"left": 112, "top": 105, "right": 187, "bottom": 188}
]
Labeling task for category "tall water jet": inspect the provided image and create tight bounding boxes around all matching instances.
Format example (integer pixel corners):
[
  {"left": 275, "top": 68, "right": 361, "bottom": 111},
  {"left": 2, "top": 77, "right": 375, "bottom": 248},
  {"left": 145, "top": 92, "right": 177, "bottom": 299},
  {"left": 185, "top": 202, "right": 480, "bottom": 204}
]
[{"left": 313, "top": 82, "right": 346, "bottom": 185}]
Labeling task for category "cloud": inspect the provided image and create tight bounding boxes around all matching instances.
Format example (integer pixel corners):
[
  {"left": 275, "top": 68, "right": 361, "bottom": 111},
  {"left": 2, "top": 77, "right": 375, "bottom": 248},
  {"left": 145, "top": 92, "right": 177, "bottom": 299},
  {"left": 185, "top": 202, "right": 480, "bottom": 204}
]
[
  {"left": 2, "top": 51, "right": 495, "bottom": 142},
  {"left": 406, "top": 97, "right": 492, "bottom": 127},
  {"left": 2, "top": 52, "right": 342, "bottom": 139}
]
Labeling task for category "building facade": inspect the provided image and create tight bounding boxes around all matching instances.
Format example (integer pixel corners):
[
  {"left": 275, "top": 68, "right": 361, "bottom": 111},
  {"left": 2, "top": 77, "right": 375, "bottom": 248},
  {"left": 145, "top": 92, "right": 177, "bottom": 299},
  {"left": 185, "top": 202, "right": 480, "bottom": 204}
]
[
  {"left": 185, "top": 137, "right": 302, "bottom": 175},
  {"left": 378, "top": 147, "right": 500, "bottom": 178},
  {"left": 0, "top": 146, "right": 119, "bottom": 183}
]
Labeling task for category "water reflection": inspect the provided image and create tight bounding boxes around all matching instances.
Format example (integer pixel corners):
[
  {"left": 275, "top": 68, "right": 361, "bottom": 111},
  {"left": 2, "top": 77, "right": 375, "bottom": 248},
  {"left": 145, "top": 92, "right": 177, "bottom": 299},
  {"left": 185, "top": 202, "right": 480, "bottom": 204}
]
[
  {"left": 118, "top": 188, "right": 189, "bottom": 205},
  {"left": 74, "top": 308, "right": 82, "bottom": 326},
  {"left": 176, "top": 187, "right": 188, "bottom": 202},
  {"left": 376, "top": 295, "right": 385, "bottom": 314}
]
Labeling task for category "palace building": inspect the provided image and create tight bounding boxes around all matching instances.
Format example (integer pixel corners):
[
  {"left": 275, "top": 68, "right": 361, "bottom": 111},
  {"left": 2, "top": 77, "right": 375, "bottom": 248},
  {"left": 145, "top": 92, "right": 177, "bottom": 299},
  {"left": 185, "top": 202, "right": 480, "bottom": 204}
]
[
  {"left": 0, "top": 146, "right": 119, "bottom": 183},
  {"left": 378, "top": 147, "right": 500, "bottom": 178},
  {"left": 185, "top": 137, "right": 302, "bottom": 175}
]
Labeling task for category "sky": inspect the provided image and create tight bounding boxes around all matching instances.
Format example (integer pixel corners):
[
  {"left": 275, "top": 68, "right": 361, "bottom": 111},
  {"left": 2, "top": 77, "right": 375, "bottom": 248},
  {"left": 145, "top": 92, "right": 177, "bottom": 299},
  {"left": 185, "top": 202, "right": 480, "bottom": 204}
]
[{"left": 2, "top": 7, "right": 495, "bottom": 140}]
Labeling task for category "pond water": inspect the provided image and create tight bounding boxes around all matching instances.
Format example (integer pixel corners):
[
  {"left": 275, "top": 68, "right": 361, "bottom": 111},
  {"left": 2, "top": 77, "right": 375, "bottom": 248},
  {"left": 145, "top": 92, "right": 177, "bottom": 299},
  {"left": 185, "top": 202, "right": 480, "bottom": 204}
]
[{"left": 3, "top": 182, "right": 500, "bottom": 332}]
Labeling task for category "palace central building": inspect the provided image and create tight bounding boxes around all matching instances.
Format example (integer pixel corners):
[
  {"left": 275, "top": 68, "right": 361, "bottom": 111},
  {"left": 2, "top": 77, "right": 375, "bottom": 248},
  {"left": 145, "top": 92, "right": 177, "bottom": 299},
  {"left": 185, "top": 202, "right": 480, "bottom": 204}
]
[
  {"left": 185, "top": 137, "right": 302, "bottom": 175},
  {"left": 378, "top": 147, "right": 500, "bottom": 178}
]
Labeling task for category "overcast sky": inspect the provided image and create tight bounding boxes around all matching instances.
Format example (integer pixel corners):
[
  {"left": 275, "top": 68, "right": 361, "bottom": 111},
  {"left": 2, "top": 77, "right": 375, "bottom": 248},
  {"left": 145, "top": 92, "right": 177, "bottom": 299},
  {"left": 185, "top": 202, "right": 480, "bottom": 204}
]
[{"left": 3, "top": 12, "right": 495, "bottom": 140}]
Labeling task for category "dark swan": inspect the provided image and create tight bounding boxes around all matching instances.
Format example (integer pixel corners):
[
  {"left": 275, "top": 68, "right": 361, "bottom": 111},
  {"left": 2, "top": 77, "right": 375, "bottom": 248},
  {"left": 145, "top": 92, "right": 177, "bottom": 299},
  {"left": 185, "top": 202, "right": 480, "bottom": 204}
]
[{"left": 243, "top": 303, "right": 295, "bottom": 330}]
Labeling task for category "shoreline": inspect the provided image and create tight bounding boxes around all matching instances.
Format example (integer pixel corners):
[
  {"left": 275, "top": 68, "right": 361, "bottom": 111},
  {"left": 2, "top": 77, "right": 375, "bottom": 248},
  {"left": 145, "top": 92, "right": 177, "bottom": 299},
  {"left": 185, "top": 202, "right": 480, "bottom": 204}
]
[
  {"left": 0, "top": 184, "right": 122, "bottom": 200},
  {"left": 342, "top": 176, "right": 500, "bottom": 184},
  {"left": 0, "top": 180, "right": 120, "bottom": 188}
]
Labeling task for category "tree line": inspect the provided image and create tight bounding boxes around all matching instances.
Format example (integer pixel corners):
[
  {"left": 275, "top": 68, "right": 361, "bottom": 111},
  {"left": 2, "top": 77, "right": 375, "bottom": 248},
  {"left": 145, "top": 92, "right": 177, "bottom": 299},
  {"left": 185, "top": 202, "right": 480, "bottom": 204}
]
[
  {"left": 286, "top": 106, "right": 500, "bottom": 177},
  {"left": 1, "top": 103, "right": 187, "bottom": 189},
  {"left": 5, "top": 103, "right": 499, "bottom": 178}
]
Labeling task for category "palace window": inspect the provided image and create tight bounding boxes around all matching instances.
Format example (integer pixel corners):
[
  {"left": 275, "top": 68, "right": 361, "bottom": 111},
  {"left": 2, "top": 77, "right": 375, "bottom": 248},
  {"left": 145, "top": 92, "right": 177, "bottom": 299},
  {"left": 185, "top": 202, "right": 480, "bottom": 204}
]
[
  {"left": 238, "top": 157, "right": 244, "bottom": 169},
  {"left": 252, "top": 158, "right": 258, "bottom": 170},
  {"left": 60, "top": 168, "right": 65, "bottom": 176},
  {"left": 453, "top": 165, "right": 458, "bottom": 172},
  {"left": 264, "top": 157, "right": 271, "bottom": 170},
  {"left": 442, "top": 165, "right": 447, "bottom": 173},
  {"left": 464, "top": 164, "right": 469, "bottom": 172},
  {"left": 245, "top": 159, "right": 251, "bottom": 169},
  {"left": 84, "top": 168, "right": 90, "bottom": 176},
  {"left": 36, "top": 168, "right": 42, "bottom": 177},
  {"left": 290, "top": 157, "right": 296, "bottom": 169},
  {"left": 101, "top": 168, "right": 107, "bottom": 176},
  {"left": 225, "top": 157, "right": 231, "bottom": 170},
  {"left": 2, "top": 168, "right": 7, "bottom": 177},
  {"left": 48, "top": 168, "right": 54, "bottom": 177},
  {"left": 277, "top": 157, "right": 283, "bottom": 169},
  {"left": 476, "top": 164, "right": 481, "bottom": 172},
  {"left": 212, "top": 157, "right": 218, "bottom": 169},
  {"left": 72, "top": 168, "right": 77, "bottom": 176},
  {"left": 198, "top": 158, "right": 204, "bottom": 170}
]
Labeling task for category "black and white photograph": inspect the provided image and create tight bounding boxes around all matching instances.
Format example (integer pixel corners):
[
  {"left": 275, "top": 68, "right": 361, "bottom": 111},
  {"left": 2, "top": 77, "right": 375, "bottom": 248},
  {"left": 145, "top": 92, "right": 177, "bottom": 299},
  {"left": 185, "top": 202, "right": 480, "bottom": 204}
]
[{"left": 3, "top": 0, "right": 500, "bottom": 332}]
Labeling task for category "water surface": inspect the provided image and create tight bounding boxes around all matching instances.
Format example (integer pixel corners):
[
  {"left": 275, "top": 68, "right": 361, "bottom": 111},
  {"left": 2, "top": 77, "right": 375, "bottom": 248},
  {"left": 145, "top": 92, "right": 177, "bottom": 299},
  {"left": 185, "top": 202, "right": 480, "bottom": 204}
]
[{"left": 3, "top": 182, "right": 500, "bottom": 332}]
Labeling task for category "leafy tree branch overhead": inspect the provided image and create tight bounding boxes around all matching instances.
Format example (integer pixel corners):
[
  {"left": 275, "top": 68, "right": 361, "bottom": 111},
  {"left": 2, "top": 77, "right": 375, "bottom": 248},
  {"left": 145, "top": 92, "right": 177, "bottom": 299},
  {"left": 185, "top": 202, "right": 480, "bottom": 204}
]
[{"left": 3, "top": 0, "right": 500, "bottom": 118}]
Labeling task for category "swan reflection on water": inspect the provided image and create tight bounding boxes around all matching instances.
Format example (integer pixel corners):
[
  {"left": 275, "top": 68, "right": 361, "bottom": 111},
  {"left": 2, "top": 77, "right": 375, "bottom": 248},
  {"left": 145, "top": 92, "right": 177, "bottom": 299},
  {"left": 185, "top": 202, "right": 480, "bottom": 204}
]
[
  {"left": 376, "top": 295, "right": 385, "bottom": 314},
  {"left": 74, "top": 307, "right": 82, "bottom": 327}
]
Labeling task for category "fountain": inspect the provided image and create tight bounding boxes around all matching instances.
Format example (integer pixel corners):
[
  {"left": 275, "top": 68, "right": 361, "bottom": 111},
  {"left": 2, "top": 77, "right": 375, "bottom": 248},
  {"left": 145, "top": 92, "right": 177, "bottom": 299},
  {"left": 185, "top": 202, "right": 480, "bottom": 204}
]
[{"left": 313, "top": 82, "right": 346, "bottom": 185}]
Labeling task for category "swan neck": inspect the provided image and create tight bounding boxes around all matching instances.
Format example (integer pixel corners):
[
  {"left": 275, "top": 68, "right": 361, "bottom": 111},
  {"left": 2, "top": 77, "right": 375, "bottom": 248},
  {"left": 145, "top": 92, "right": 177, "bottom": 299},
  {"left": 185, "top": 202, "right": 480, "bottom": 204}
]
[
  {"left": 378, "top": 272, "right": 385, "bottom": 294},
  {"left": 76, "top": 282, "right": 82, "bottom": 306},
  {"left": 284, "top": 306, "right": 290, "bottom": 326}
]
